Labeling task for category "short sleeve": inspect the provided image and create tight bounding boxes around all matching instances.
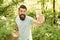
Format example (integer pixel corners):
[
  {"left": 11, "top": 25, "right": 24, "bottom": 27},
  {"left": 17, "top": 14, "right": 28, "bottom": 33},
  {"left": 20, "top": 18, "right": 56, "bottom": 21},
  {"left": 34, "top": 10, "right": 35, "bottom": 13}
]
[{"left": 29, "top": 17, "right": 35, "bottom": 24}]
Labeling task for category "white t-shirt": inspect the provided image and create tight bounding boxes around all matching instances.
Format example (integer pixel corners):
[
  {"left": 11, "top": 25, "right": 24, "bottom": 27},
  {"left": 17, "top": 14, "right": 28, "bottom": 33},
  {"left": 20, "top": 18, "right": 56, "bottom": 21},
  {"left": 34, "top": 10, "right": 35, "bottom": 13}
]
[{"left": 16, "top": 16, "right": 34, "bottom": 40}]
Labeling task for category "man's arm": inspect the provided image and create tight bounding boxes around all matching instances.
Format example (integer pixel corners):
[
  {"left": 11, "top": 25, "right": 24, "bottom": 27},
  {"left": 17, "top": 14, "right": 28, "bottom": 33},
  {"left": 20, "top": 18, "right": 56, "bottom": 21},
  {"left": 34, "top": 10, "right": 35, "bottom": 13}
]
[
  {"left": 12, "top": 24, "right": 20, "bottom": 38},
  {"left": 33, "top": 14, "right": 45, "bottom": 26},
  {"left": 16, "top": 24, "right": 19, "bottom": 31}
]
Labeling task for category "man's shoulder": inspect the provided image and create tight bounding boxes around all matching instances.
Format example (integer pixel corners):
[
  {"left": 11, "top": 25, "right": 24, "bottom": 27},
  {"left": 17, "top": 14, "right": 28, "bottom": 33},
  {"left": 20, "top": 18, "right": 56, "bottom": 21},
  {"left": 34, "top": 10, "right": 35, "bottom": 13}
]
[
  {"left": 26, "top": 16, "right": 32, "bottom": 19},
  {"left": 26, "top": 16, "right": 34, "bottom": 21}
]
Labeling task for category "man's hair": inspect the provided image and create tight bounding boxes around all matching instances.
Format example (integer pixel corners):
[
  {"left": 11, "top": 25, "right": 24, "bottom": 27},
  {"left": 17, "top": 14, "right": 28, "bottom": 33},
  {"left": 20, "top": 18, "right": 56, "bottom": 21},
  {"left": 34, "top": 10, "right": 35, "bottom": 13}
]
[{"left": 18, "top": 5, "right": 27, "bottom": 10}]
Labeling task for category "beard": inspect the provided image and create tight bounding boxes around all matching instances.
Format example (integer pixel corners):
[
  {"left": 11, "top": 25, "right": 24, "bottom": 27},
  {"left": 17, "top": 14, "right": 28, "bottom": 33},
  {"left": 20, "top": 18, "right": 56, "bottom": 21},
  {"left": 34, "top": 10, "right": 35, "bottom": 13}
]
[{"left": 19, "top": 14, "right": 26, "bottom": 21}]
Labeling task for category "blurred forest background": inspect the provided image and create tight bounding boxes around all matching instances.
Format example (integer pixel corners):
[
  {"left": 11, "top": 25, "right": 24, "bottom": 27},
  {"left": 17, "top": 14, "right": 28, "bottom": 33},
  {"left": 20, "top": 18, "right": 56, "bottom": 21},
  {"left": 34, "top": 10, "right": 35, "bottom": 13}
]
[{"left": 0, "top": 0, "right": 60, "bottom": 40}]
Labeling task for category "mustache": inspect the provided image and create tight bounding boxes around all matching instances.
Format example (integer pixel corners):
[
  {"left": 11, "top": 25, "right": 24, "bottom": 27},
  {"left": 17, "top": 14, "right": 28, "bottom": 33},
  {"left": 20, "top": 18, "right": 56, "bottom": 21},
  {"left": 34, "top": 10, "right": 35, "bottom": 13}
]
[
  {"left": 19, "top": 14, "right": 26, "bottom": 21},
  {"left": 20, "top": 14, "right": 25, "bottom": 16}
]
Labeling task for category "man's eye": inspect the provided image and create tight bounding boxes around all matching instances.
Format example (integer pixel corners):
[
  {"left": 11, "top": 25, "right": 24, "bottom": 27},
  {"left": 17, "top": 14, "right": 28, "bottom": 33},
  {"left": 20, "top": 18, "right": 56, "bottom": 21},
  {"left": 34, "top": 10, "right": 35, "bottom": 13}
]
[{"left": 20, "top": 10, "right": 22, "bottom": 12}]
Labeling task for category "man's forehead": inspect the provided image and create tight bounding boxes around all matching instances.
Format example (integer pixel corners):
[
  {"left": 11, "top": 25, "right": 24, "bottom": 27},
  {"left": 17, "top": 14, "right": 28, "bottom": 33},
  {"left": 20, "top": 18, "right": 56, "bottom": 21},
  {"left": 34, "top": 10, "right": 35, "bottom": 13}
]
[{"left": 20, "top": 8, "right": 26, "bottom": 10}]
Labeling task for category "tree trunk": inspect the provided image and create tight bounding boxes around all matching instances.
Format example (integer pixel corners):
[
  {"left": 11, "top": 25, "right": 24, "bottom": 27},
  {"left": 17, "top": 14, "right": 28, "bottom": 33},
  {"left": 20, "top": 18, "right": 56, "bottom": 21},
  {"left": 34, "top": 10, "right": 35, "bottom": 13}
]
[
  {"left": 53, "top": 0, "right": 56, "bottom": 24},
  {"left": 41, "top": 0, "right": 45, "bottom": 14}
]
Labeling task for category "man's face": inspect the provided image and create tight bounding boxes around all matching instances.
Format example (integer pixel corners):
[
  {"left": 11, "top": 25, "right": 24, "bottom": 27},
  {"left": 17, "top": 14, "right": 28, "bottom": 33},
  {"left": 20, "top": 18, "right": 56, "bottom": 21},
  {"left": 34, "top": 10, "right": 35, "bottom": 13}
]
[{"left": 19, "top": 8, "right": 26, "bottom": 21}]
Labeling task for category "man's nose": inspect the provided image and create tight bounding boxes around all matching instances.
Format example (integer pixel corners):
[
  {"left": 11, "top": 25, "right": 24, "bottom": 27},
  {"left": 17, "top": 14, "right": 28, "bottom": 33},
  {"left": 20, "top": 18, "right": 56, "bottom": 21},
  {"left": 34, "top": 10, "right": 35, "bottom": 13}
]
[{"left": 21, "top": 12, "right": 25, "bottom": 14}]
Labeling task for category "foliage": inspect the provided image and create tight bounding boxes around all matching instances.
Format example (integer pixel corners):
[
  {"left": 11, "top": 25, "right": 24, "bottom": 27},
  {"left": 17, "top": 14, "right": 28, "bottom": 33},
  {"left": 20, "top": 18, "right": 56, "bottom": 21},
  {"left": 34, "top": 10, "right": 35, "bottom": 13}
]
[
  {"left": 0, "top": 0, "right": 60, "bottom": 40},
  {"left": 0, "top": 16, "right": 15, "bottom": 40},
  {"left": 32, "top": 23, "right": 60, "bottom": 40},
  {"left": 0, "top": 0, "right": 24, "bottom": 40}
]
